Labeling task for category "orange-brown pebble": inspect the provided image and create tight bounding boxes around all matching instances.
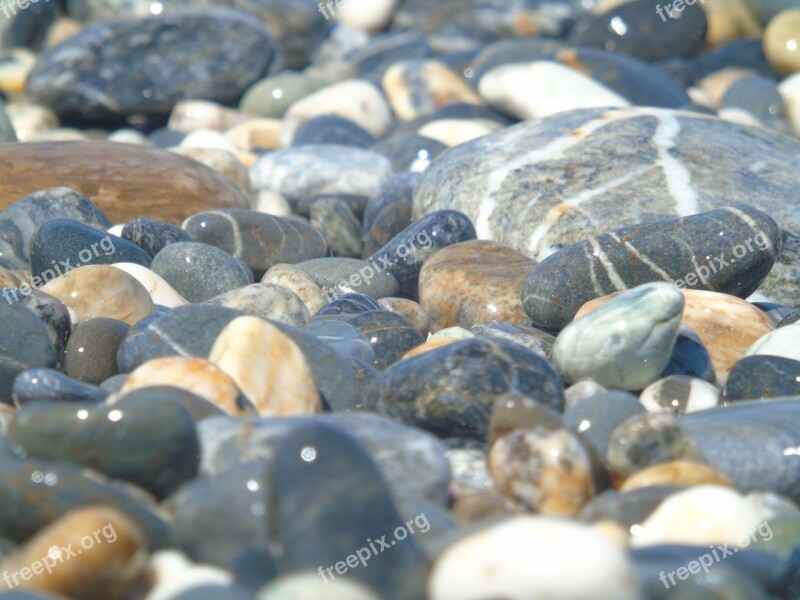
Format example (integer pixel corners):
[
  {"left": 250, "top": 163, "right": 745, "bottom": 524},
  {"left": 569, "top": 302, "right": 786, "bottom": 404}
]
[{"left": 620, "top": 460, "right": 733, "bottom": 492}]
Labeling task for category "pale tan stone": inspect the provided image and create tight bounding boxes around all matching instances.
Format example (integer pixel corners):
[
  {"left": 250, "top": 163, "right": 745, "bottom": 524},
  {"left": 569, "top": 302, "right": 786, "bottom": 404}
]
[
  {"left": 698, "top": 67, "right": 758, "bottom": 108},
  {"left": 168, "top": 147, "right": 252, "bottom": 197},
  {"left": 5, "top": 104, "right": 58, "bottom": 141},
  {"left": 224, "top": 118, "right": 282, "bottom": 151},
  {"left": 621, "top": 460, "right": 733, "bottom": 492},
  {"left": 168, "top": 100, "right": 250, "bottom": 133},
  {"left": 262, "top": 264, "right": 328, "bottom": 315},
  {"left": 764, "top": 9, "right": 800, "bottom": 77}
]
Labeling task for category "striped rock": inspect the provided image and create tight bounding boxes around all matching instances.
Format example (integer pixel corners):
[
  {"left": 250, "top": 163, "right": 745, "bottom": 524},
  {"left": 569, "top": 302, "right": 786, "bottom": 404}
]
[{"left": 413, "top": 107, "right": 800, "bottom": 312}]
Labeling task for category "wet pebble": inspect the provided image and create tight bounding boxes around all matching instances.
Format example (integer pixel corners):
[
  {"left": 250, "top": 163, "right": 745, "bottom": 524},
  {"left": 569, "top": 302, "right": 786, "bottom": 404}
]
[{"left": 65, "top": 318, "right": 130, "bottom": 385}]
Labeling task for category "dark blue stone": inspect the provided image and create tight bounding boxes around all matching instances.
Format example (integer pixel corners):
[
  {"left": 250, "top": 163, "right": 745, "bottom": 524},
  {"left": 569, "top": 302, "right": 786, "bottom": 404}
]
[
  {"left": 660, "top": 326, "right": 716, "bottom": 383},
  {"left": 117, "top": 385, "right": 226, "bottom": 423},
  {"left": 293, "top": 115, "right": 376, "bottom": 148},
  {"left": 122, "top": 217, "right": 192, "bottom": 257},
  {"left": 653, "top": 57, "right": 698, "bottom": 89},
  {"left": 778, "top": 310, "right": 800, "bottom": 328},
  {"left": 12, "top": 368, "right": 107, "bottom": 407},
  {"left": 692, "top": 38, "right": 777, "bottom": 79},
  {"left": 302, "top": 319, "right": 375, "bottom": 364},
  {"left": 2, "top": 0, "right": 58, "bottom": 51}
]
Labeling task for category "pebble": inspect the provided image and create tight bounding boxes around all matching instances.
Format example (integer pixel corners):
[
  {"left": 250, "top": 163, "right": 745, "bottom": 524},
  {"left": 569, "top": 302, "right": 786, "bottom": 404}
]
[
  {"left": 10, "top": 288, "right": 71, "bottom": 369},
  {"left": 261, "top": 264, "right": 328, "bottom": 315},
  {"left": 225, "top": 119, "right": 282, "bottom": 152},
  {"left": 121, "top": 218, "right": 192, "bottom": 258},
  {"left": 378, "top": 297, "right": 430, "bottom": 337},
  {"left": 40, "top": 265, "right": 154, "bottom": 326},
  {"left": 639, "top": 375, "right": 720, "bottom": 413},
  {"left": 0, "top": 298, "right": 56, "bottom": 403},
  {"left": 168, "top": 100, "right": 251, "bottom": 134},
  {"left": 143, "top": 551, "right": 232, "bottom": 600},
  {"left": 332, "top": 310, "right": 425, "bottom": 369},
  {"left": 552, "top": 283, "right": 684, "bottom": 390},
  {"left": 12, "top": 368, "right": 107, "bottom": 407},
  {"left": 661, "top": 325, "right": 717, "bottom": 383},
  {"left": 487, "top": 394, "right": 564, "bottom": 448},
  {"left": 315, "top": 293, "right": 383, "bottom": 317},
  {"left": 239, "top": 72, "right": 327, "bottom": 119},
  {"left": 205, "top": 283, "right": 309, "bottom": 327},
  {"left": 470, "top": 322, "right": 555, "bottom": 359},
  {"left": 372, "top": 132, "right": 447, "bottom": 172},
  {"left": 168, "top": 147, "right": 253, "bottom": 197},
  {"left": 418, "top": 240, "right": 534, "bottom": 332},
  {"left": 208, "top": 316, "right": 320, "bottom": 416},
  {"left": 764, "top": 9, "right": 800, "bottom": 77},
  {"left": 745, "top": 320, "right": 800, "bottom": 361},
  {"left": 292, "top": 115, "right": 376, "bottom": 148},
  {"left": 620, "top": 460, "right": 733, "bottom": 493},
  {"left": 64, "top": 318, "right": 129, "bottom": 384},
  {"left": 723, "top": 355, "right": 800, "bottom": 401},
  {"left": 256, "top": 573, "right": 381, "bottom": 600},
  {"left": 0, "top": 142, "right": 250, "bottom": 224},
  {"left": 120, "top": 357, "right": 254, "bottom": 417},
  {"left": 297, "top": 257, "right": 400, "bottom": 299},
  {"left": 308, "top": 197, "right": 363, "bottom": 257},
  {"left": 110, "top": 263, "right": 188, "bottom": 308}
]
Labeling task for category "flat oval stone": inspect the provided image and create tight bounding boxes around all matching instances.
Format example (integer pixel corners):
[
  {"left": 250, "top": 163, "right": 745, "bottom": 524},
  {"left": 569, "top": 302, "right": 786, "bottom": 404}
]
[
  {"left": 552, "top": 283, "right": 684, "bottom": 390},
  {"left": 302, "top": 319, "right": 375, "bottom": 365},
  {"left": 261, "top": 264, "right": 328, "bottom": 315},
  {"left": 295, "top": 258, "right": 400, "bottom": 299},
  {"left": 0, "top": 142, "right": 250, "bottom": 224},
  {"left": 150, "top": 242, "right": 251, "bottom": 303},
  {"left": 419, "top": 240, "right": 534, "bottom": 332},
  {"left": 370, "top": 337, "right": 564, "bottom": 440},
  {"left": 208, "top": 316, "right": 320, "bottom": 416},
  {"left": 293, "top": 115, "right": 376, "bottom": 148},
  {"left": 205, "top": 283, "right": 310, "bottom": 327},
  {"left": 1, "top": 507, "right": 147, "bottom": 600},
  {"left": 0, "top": 459, "right": 169, "bottom": 548},
  {"left": 523, "top": 205, "right": 780, "bottom": 330},
  {"left": 0, "top": 300, "right": 56, "bottom": 403},
  {"left": 65, "top": 318, "right": 130, "bottom": 385},
  {"left": 620, "top": 460, "right": 732, "bottom": 492},
  {"left": 182, "top": 210, "right": 327, "bottom": 278},
  {"left": 8, "top": 393, "right": 199, "bottom": 498},
  {"left": 240, "top": 72, "right": 327, "bottom": 119},
  {"left": 27, "top": 9, "right": 280, "bottom": 122},
  {"left": 414, "top": 106, "right": 800, "bottom": 309},
  {"left": 723, "top": 355, "right": 800, "bottom": 401},
  {"left": 12, "top": 368, "right": 107, "bottom": 407},
  {"left": 120, "top": 356, "right": 253, "bottom": 417},
  {"left": 122, "top": 217, "right": 192, "bottom": 257},
  {"left": 40, "top": 265, "right": 154, "bottom": 326},
  {"left": 639, "top": 375, "right": 720, "bottom": 413}
]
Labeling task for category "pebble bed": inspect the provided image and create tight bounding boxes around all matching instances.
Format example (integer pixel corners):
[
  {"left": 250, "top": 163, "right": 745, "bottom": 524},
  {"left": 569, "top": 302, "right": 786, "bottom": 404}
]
[{"left": 0, "top": 0, "right": 798, "bottom": 599}]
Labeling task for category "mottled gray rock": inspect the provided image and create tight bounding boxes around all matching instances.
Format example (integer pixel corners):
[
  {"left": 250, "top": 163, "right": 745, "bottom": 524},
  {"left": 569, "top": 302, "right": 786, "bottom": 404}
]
[
  {"left": 205, "top": 283, "right": 310, "bottom": 326},
  {"left": 295, "top": 257, "right": 400, "bottom": 299}
]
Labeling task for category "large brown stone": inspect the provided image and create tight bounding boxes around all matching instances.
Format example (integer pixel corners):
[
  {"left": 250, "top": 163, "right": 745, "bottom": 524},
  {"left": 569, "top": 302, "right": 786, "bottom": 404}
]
[{"left": 0, "top": 141, "right": 251, "bottom": 224}]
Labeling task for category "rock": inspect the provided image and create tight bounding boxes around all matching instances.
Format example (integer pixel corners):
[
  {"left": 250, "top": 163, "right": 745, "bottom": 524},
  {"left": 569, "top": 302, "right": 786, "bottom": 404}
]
[
  {"left": 261, "top": 264, "right": 328, "bottom": 315},
  {"left": 208, "top": 316, "right": 321, "bottom": 416},
  {"left": 308, "top": 197, "right": 363, "bottom": 258},
  {"left": 40, "top": 265, "right": 154, "bottom": 326},
  {"left": 745, "top": 320, "right": 800, "bottom": 361},
  {"left": 522, "top": 205, "right": 779, "bottom": 330},
  {"left": 336, "top": 0, "right": 397, "bottom": 32},
  {"left": 470, "top": 322, "right": 554, "bottom": 358},
  {"left": 256, "top": 574, "right": 381, "bottom": 600},
  {"left": 362, "top": 203, "right": 413, "bottom": 258},
  {"left": 370, "top": 337, "right": 564, "bottom": 440},
  {"left": 9, "top": 289, "right": 70, "bottom": 369},
  {"left": 293, "top": 115, "right": 376, "bottom": 148},
  {"left": 372, "top": 132, "right": 447, "bottom": 172},
  {"left": 0, "top": 300, "right": 56, "bottom": 403},
  {"left": 552, "top": 283, "right": 684, "bottom": 390},
  {"left": 333, "top": 310, "right": 424, "bottom": 369},
  {"left": 205, "top": 284, "right": 310, "bottom": 326},
  {"left": 120, "top": 356, "right": 253, "bottom": 417},
  {"left": 122, "top": 218, "right": 193, "bottom": 258},
  {"left": 250, "top": 145, "right": 394, "bottom": 204},
  {"left": 143, "top": 550, "right": 232, "bottom": 600},
  {"left": 428, "top": 516, "right": 639, "bottom": 600},
  {"left": 764, "top": 9, "right": 800, "bottom": 77},
  {"left": 720, "top": 74, "right": 791, "bottom": 133},
  {"left": 11, "top": 369, "right": 107, "bottom": 407},
  {"left": 660, "top": 325, "right": 717, "bottom": 383},
  {"left": 8, "top": 393, "right": 199, "bottom": 498},
  {"left": 150, "top": 242, "right": 251, "bottom": 303},
  {"left": 418, "top": 240, "right": 534, "bottom": 332},
  {"left": 579, "top": 485, "right": 682, "bottom": 530},
  {"left": 168, "top": 100, "right": 250, "bottom": 134},
  {"left": 487, "top": 394, "right": 564, "bottom": 448},
  {"left": 316, "top": 293, "right": 383, "bottom": 317},
  {"left": 281, "top": 80, "right": 393, "bottom": 144},
  {"left": 27, "top": 9, "right": 281, "bottom": 123},
  {"left": 110, "top": 263, "right": 188, "bottom": 308},
  {"left": 0, "top": 507, "right": 147, "bottom": 600},
  {"left": 378, "top": 297, "right": 430, "bottom": 337},
  {"left": 169, "top": 147, "right": 252, "bottom": 196},
  {"left": 116, "top": 385, "right": 226, "bottom": 424},
  {"left": 723, "top": 355, "right": 800, "bottom": 401},
  {"left": 620, "top": 460, "right": 733, "bottom": 492},
  {"left": 239, "top": 72, "right": 327, "bottom": 119},
  {"left": 0, "top": 142, "right": 250, "bottom": 225},
  {"left": 302, "top": 320, "right": 375, "bottom": 365},
  {"left": 639, "top": 375, "right": 720, "bottom": 413},
  {"left": 413, "top": 107, "right": 800, "bottom": 309},
  {"left": 780, "top": 71, "right": 800, "bottom": 136},
  {"left": 289, "top": 257, "right": 391, "bottom": 301}
]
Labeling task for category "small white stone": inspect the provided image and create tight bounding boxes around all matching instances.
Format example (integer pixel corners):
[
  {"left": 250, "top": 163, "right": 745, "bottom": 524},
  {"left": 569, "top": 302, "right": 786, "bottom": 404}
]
[
  {"left": 5, "top": 104, "right": 58, "bottom": 141},
  {"left": 429, "top": 327, "right": 475, "bottom": 341},
  {"left": 144, "top": 550, "right": 232, "bottom": 600},
  {"left": 417, "top": 119, "right": 502, "bottom": 147},
  {"left": 479, "top": 61, "right": 630, "bottom": 120},
  {"left": 110, "top": 262, "right": 188, "bottom": 308},
  {"left": 254, "top": 189, "right": 292, "bottom": 216},
  {"left": 180, "top": 129, "right": 240, "bottom": 154},
  {"left": 168, "top": 100, "right": 249, "bottom": 133},
  {"left": 256, "top": 573, "right": 381, "bottom": 600},
  {"left": 745, "top": 321, "right": 800, "bottom": 361},
  {"left": 337, "top": 0, "right": 398, "bottom": 32},
  {"left": 282, "top": 79, "right": 393, "bottom": 145},
  {"left": 428, "top": 516, "right": 640, "bottom": 600},
  {"left": 107, "top": 129, "right": 151, "bottom": 145},
  {"left": 632, "top": 485, "right": 764, "bottom": 548},
  {"left": 107, "top": 224, "right": 125, "bottom": 237}
]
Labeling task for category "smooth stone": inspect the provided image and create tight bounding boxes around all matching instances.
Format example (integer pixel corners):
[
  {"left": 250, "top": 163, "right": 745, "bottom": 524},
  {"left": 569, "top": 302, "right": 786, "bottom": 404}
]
[
  {"left": 523, "top": 205, "right": 779, "bottom": 330},
  {"left": 564, "top": 380, "right": 607, "bottom": 409},
  {"left": 6, "top": 104, "right": 56, "bottom": 143},
  {"left": 296, "top": 257, "right": 399, "bottom": 299},
  {"left": 302, "top": 319, "right": 375, "bottom": 365},
  {"left": 30, "top": 218, "right": 151, "bottom": 284},
  {"left": 569, "top": 0, "right": 707, "bottom": 61},
  {"left": 367, "top": 210, "right": 476, "bottom": 298},
  {"left": 621, "top": 460, "right": 733, "bottom": 492},
  {"left": 487, "top": 394, "right": 564, "bottom": 448},
  {"left": 428, "top": 516, "right": 639, "bottom": 600},
  {"left": 632, "top": 485, "right": 763, "bottom": 548},
  {"left": 0, "top": 187, "right": 110, "bottom": 271},
  {"left": 40, "top": 265, "right": 154, "bottom": 326},
  {"left": 400, "top": 338, "right": 460, "bottom": 360},
  {"left": 116, "top": 385, "right": 226, "bottom": 424},
  {"left": 418, "top": 240, "right": 534, "bottom": 332},
  {"left": 8, "top": 289, "right": 69, "bottom": 370},
  {"left": 110, "top": 263, "right": 188, "bottom": 308},
  {"left": 489, "top": 427, "right": 598, "bottom": 516},
  {"left": 65, "top": 318, "right": 130, "bottom": 385},
  {"left": 378, "top": 297, "right": 430, "bottom": 337},
  {"left": 296, "top": 192, "right": 367, "bottom": 220},
  {"left": 0, "top": 300, "right": 56, "bottom": 403},
  {"left": 27, "top": 9, "right": 280, "bottom": 122},
  {"left": 143, "top": 550, "right": 232, "bottom": 600},
  {"left": 413, "top": 107, "right": 800, "bottom": 309},
  {"left": 308, "top": 197, "right": 363, "bottom": 258},
  {"left": 334, "top": 310, "right": 424, "bottom": 369},
  {"left": 253, "top": 189, "right": 292, "bottom": 216},
  {"left": 470, "top": 322, "right": 555, "bottom": 359},
  {"left": 745, "top": 320, "right": 800, "bottom": 361},
  {"left": 281, "top": 80, "right": 393, "bottom": 144},
  {"left": 0, "top": 142, "right": 250, "bottom": 225},
  {"left": 579, "top": 485, "right": 683, "bottom": 531},
  {"left": 723, "top": 355, "right": 800, "bottom": 401},
  {"left": 362, "top": 172, "right": 418, "bottom": 234},
  {"left": 182, "top": 210, "right": 327, "bottom": 277},
  {"left": 292, "top": 115, "right": 376, "bottom": 148},
  {"left": 205, "top": 284, "right": 309, "bottom": 326},
  {"left": 120, "top": 356, "right": 253, "bottom": 417},
  {"left": 576, "top": 289, "right": 775, "bottom": 383},
  {"left": 8, "top": 394, "right": 198, "bottom": 498},
  {"left": 371, "top": 132, "right": 447, "bottom": 172},
  {"left": 169, "top": 147, "right": 252, "bottom": 196},
  {"left": 122, "top": 217, "right": 192, "bottom": 257},
  {"left": 261, "top": 264, "right": 328, "bottom": 315},
  {"left": 754, "top": 301, "right": 794, "bottom": 325},
  {"left": 256, "top": 574, "right": 380, "bottom": 600},
  {"left": 150, "top": 242, "right": 250, "bottom": 303},
  {"left": 266, "top": 423, "right": 427, "bottom": 600},
  {"left": 250, "top": 145, "right": 394, "bottom": 204},
  {"left": 0, "top": 507, "right": 146, "bottom": 600},
  {"left": 208, "top": 316, "right": 321, "bottom": 416},
  {"left": 225, "top": 119, "right": 282, "bottom": 152},
  {"left": 552, "top": 283, "right": 684, "bottom": 390},
  {"left": 416, "top": 118, "right": 503, "bottom": 147},
  {"left": 198, "top": 412, "right": 450, "bottom": 504},
  {"left": 370, "top": 337, "right": 564, "bottom": 439},
  {"left": 383, "top": 59, "right": 482, "bottom": 121},
  {"left": 0, "top": 459, "right": 169, "bottom": 548},
  {"left": 639, "top": 375, "right": 720, "bottom": 413},
  {"left": 362, "top": 202, "right": 413, "bottom": 258},
  {"left": 239, "top": 73, "right": 327, "bottom": 119},
  {"left": 776, "top": 309, "right": 800, "bottom": 327},
  {"left": 172, "top": 585, "right": 252, "bottom": 600},
  {"left": 335, "top": 0, "right": 398, "bottom": 32},
  {"left": 660, "top": 325, "right": 717, "bottom": 383},
  {"left": 466, "top": 37, "right": 566, "bottom": 86},
  {"left": 11, "top": 369, "right": 106, "bottom": 407},
  {"left": 764, "top": 9, "right": 800, "bottom": 77},
  {"left": 315, "top": 293, "right": 383, "bottom": 317},
  {"left": 720, "top": 74, "right": 790, "bottom": 132},
  {"left": 168, "top": 100, "right": 250, "bottom": 134}
]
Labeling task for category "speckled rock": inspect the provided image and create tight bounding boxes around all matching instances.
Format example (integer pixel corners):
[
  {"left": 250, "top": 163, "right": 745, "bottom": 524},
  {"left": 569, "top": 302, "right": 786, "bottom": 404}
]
[
  {"left": 122, "top": 218, "right": 193, "bottom": 258},
  {"left": 261, "top": 264, "right": 328, "bottom": 315},
  {"left": 296, "top": 257, "right": 400, "bottom": 299},
  {"left": 315, "top": 293, "right": 383, "bottom": 317},
  {"left": 205, "top": 283, "right": 309, "bottom": 326},
  {"left": 723, "top": 355, "right": 800, "bottom": 401},
  {"left": 334, "top": 310, "right": 425, "bottom": 369}
]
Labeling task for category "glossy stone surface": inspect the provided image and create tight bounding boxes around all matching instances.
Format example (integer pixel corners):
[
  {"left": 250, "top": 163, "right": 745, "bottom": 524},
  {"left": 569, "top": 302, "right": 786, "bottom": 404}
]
[
  {"left": 121, "top": 217, "right": 192, "bottom": 258},
  {"left": 0, "top": 142, "right": 250, "bottom": 224},
  {"left": 331, "top": 310, "right": 424, "bottom": 369},
  {"left": 295, "top": 257, "right": 400, "bottom": 299},
  {"left": 11, "top": 368, "right": 107, "bottom": 407},
  {"left": 470, "top": 322, "right": 555, "bottom": 358},
  {"left": 638, "top": 375, "right": 720, "bottom": 414},
  {"left": 723, "top": 355, "right": 800, "bottom": 401},
  {"left": 261, "top": 263, "right": 328, "bottom": 315},
  {"left": 379, "top": 297, "right": 430, "bottom": 337},
  {"left": 764, "top": 9, "right": 800, "bottom": 77},
  {"left": 205, "top": 284, "right": 310, "bottom": 327},
  {"left": 0, "top": 300, "right": 56, "bottom": 404}
]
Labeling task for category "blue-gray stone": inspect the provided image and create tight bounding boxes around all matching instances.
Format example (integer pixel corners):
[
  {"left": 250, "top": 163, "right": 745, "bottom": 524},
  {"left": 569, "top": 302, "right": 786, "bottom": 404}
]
[
  {"left": 8, "top": 289, "right": 70, "bottom": 370},
  {"left": 302, "top": 320, "right": 375, "bottom": 365},
  {"left": 352, "top": 32, "right": 435, "bottom": 80},
  {"left": 204, "top": 283, "right": 310, "bottom": 327},
  {"left": 692, "top": 38, "right": 777, "bottom": 79},
  {"left": 723, "top": 356, "right": 800, "bottom": 402},
  {"left": 580, "top": 485, "right": 682, "bottom": 529},
  {"left": 467, "top": 37, "right": 565, "bottom": 87},
  {"left": 293, "top": 115, "right": 376, "bottom": 148},
  {"left": 122, "top": 217, "right": 192, "bottom": 258},
  {"left": 371, "top": 132, "right": 447, "bottom": 172},
  {"left": 296, "top": 257, "right": 400, "bottom": 299},
  {"left": 336, "top": 310, "right": 424, "bottom": 369},
  {"left": 308, "top": 197, "right": 363, "bottom": 258},
  {"left": 660, "top": 326, "right": 716, "bottom": 383},
  {"left": 470, "top": 321, "right": 555, "bottom": 358},
  {"left": 11, "top": 368, "right": 107, "bottom": 407},
  {"left": 27, "top": 8, "right": 281, "bottom": 123},
  {"left": 150, "top": 241, "right": 250, "bottom": 303},
  {"left": 362, "top": 201, "right": 413, "bottom": 258},
  {"left": 65, "top": 317, "right": 130, "bottom": 385},
  {"left": 721, "top": 74, "right": 789, "bottom": 133},
  {"left": 0, "top": 301, "right": 56, "bottom": 404},
  {"left": 315, "top": 293, "right": 383, "bottom": 317},
  {"left": 117, "top": 385, "right": 226, "bottom": 423}
]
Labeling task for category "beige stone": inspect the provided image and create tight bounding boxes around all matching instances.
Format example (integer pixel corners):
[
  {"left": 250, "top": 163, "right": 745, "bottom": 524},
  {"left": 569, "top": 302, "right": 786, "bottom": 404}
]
[{"left": 621, "top": 460, "right": 733, "bottom": 492}]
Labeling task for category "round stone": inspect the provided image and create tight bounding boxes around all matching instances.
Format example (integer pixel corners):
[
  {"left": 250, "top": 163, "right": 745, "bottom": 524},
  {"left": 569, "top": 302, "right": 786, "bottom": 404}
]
[
  {"left": 65, "top": 318, "right": 130, "bottom": 385},
  {"left": 764, "top": 9, "right": 800, "bottom": 76},
  {"left": 639, "top": 375, "right": 720, "bottom": 413}
]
